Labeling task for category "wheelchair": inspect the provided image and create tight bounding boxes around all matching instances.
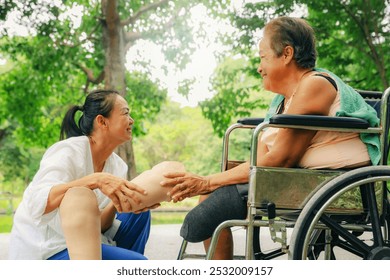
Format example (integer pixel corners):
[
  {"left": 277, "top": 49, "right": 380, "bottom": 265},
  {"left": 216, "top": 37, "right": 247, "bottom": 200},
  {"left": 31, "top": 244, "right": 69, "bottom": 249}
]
[{"left": 177, "top": 87, "right": 390, "bottom": 260}]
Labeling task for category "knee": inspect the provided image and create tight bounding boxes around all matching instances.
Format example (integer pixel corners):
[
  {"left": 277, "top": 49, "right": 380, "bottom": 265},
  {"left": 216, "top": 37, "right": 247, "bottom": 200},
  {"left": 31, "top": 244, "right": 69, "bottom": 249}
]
[
  {"left": 180, "top": 186, "right": 247, "bottom": 243},
  {"left": 60, "top": 187, "right": 99, "bottom": 222},
  {"left": 198, "top": 194, "right": 209, "bottom": 203},
  {"left": 180, "top": 208, "right": 211, "bottom": 242}
]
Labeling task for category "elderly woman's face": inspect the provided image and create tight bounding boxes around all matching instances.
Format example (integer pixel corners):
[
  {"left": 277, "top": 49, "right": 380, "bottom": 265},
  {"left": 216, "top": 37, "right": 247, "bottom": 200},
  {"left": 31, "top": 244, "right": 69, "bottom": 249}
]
[{"left": 257, "top": 33, "right": 284, "bottom": 92}]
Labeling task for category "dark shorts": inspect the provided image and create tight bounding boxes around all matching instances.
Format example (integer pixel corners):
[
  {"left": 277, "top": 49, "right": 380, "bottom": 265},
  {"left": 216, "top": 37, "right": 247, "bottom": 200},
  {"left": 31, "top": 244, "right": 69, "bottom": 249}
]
[{"left": 180, "top": 184, "right": 248, "bottom": 242}]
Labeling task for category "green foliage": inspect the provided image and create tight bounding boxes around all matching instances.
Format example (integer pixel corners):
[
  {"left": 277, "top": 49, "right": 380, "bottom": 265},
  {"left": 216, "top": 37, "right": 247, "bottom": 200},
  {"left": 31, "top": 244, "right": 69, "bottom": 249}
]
[
  {"left": 3, "top": 0, "right": 388, "bottom": 195},
  {"left": 0, "top": 0, "right": 229, "bottom": 184},
  {"left": 133, "top": 101, "right": 222, "bottom": 175},
  {"left": 200, "top": 55, "right": 271, "bottom": 137},
  {"left": 232, "top": 0, "right": 389, "bottom": 90},
  {"left": 0, "top": 216, "right": 13, "bottom": 233},
  {"left": 133, "top": 98, "right": 262, "bottom": 177},
  {"left": 200, "top": 0, "right": 389, "bottom": 133},
  {"left": 304, "top": 0, "right": 389, "bottom": 90},
  {"left": 177, "top": 78, "right": 196, "bottom": 99},
  {"left": 0, "top": 0, "right": 233, "bottom": 147},
  {"left": 0, "top": 32, "right": 88, "bottom": 147},
  {"left": 125, "top": 71, "right": 167, "bottom": 136},
  {"left": 0, "top": 0, "right": 17, "bottom": 21},
  {"left": 0, "top": 126, "right": 44, "bottom": 186}
]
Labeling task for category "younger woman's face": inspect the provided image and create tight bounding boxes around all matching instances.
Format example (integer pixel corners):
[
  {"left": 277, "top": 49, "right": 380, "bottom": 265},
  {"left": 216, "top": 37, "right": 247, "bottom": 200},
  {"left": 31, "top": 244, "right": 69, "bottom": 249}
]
[{"left": 105, "top": 95, "right": 134, "bottom": 144}]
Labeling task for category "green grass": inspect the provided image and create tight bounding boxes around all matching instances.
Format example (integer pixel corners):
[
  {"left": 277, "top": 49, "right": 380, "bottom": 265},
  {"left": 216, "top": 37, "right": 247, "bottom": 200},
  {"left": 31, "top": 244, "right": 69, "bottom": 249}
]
[
  {"left": 0, "top": 212, "right": 188, "bottom": 233},
  {"left": 0, "top": 197, "right": 198, "bottom": 233},
  {"left": 150, "top": 197, "right": 198, "bottom": 225},
  {"left": 0, "top": 195, "right": 20, "bottom": 232},
  {"left": 0, "top": 216, "right": 13, "bottom": 233},
  {"left": 151, "top": 212, "right": 187, "bottom": 225},
  {"left": 0, "top": 212, "right": 187, "bottom": 233}
]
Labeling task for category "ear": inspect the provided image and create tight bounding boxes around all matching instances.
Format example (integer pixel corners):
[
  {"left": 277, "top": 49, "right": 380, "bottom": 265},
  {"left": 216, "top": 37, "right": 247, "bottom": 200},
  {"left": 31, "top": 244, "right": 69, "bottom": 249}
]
[
  {"left": 283, "top": 45, "right": 294, "bottom": 65},
  {"left": 95, "top": 115, "right": 108, "bottom": 129}
]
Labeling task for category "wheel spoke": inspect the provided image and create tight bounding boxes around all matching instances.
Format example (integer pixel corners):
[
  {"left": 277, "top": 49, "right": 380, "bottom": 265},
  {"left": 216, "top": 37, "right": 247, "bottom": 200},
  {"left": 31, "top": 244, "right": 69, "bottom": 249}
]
[
  {"left": 319, "top": 214, "right": 371, "bottom": 254},
  {"left": 337, "top": 239, "right": 365, "bottom": 258},
  {"left": 289, "top": 167, "right": 390, "bottom": 260},
  {"left": 365, "top": 184, "right": 384, "bottom": 246},
  {"left": 308, "top": 229, "right": 324, "bottom": 259}
]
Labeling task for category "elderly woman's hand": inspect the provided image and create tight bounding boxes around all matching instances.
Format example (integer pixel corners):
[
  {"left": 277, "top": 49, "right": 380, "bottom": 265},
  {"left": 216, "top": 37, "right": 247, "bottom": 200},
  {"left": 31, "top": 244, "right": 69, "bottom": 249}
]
[
  {"left": 95, "top": 173, "right": 147, "bottom": 212},
  {"left": 160, "top": 172, "right": 212, "bottom": 202}
]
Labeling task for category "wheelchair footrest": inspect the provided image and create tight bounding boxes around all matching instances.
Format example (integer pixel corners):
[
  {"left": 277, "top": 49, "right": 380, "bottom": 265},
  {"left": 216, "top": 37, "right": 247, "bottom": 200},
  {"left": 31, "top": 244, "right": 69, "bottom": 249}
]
[{"left": 268, "top": 203, "right": 288, "bottom": 253}]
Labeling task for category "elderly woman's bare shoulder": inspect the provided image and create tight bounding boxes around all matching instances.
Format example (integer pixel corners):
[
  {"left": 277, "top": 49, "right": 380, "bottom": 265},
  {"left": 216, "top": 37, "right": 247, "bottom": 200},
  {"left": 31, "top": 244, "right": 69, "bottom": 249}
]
[{"left": 291, "top": 74, "right": 337, "bottom": 115}]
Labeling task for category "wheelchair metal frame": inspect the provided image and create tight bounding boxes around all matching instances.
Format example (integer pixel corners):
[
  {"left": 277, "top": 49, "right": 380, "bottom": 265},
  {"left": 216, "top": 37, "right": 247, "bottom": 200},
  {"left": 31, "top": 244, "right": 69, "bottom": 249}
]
[{"left": 178, "top": 87, "right": 390, "bottom": 260}]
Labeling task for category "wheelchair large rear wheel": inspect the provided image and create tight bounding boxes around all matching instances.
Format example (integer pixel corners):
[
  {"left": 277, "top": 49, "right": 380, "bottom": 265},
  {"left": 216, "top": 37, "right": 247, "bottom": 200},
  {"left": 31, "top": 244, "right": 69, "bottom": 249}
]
[{"left": 289, "top": 166, "right": 390, "bottom": 260}]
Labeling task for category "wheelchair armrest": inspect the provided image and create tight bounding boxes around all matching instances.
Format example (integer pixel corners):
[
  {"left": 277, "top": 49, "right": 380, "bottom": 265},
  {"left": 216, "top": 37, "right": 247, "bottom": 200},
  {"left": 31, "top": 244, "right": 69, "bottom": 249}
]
[
  {"left": 269, "top": 114, "right": 370, "bottom": 129},
  {"left": 237, "top": 117, "right": 265, "bottom": 126}
]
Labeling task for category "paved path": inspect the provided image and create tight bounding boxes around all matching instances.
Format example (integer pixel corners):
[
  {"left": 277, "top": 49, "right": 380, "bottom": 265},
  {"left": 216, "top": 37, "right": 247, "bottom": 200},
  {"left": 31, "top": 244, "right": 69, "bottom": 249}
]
[
  {"left": 0, "top": 224, "right": 246, "bottom": 260},
  {"left": 0, "top": 223, "right": 368, "bottom": 260},
  {"left": 1, "top": 224, "right": 286, "bottom": 260},
  {"left": 0, "top": 225, "right": 194, "bottom": 260},
  {"left": 144, "top": 224, "right": 249, "bottom": 260}
]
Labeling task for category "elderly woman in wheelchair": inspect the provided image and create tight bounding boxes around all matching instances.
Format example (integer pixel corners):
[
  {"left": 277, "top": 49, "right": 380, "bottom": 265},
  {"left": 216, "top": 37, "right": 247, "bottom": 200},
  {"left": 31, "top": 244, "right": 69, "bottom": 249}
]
[{"left": 161, "top": 16, "right": 389, "bottom": 260}]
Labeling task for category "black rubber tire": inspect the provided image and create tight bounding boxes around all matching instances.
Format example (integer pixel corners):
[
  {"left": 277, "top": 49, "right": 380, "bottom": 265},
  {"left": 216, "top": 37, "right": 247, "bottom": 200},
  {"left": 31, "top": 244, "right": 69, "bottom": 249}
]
[{"left": 289, "top": 166, "right": 390, "bottom": 260}]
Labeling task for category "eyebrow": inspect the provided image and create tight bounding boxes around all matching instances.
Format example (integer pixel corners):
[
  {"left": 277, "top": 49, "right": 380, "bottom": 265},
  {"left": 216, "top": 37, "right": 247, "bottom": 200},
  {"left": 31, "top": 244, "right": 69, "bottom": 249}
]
[{"left": 259, "top": 47, "right": 269, "bottom": 55}]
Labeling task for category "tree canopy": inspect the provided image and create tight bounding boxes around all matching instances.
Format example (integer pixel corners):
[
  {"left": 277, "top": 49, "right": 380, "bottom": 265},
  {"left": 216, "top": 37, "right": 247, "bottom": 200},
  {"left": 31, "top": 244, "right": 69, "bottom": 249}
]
[
  {"left": 231, "top": 0, "right": 389, "bottom": 89},
  {"left": 0, "top": 0, "right": 230, "bottom": 179},
  {"left": 200, "top": 0, "right": 389, "bottom": 135},
  {"left": 1, "top": 0, "right": 389, "bottom": 190}
]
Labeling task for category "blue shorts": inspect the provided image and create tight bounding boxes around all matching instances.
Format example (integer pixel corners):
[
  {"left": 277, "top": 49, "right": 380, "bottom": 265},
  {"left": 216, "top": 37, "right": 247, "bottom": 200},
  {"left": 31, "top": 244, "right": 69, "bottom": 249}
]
[{"left": 48, "top": 211, "right": 151, "bottom": 260}]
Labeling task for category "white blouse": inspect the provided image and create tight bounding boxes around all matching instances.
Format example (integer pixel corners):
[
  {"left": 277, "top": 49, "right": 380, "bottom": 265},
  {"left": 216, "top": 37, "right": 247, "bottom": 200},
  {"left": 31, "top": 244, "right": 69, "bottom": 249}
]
[{"left": 8, "top": 136, "right": 127, "bottom": 259}]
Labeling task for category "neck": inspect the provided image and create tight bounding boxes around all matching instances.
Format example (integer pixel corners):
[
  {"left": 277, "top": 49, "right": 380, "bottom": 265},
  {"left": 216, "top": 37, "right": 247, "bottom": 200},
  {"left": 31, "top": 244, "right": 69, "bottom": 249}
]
[
  {"left": 284, "top": 68, "right": 313, "bottom": 99},
  {"left": 88, "top": 135, "right": 116, "bottom": 172},
  {"left": 298, "top": 68, "right": 313, "bottom": 80}
]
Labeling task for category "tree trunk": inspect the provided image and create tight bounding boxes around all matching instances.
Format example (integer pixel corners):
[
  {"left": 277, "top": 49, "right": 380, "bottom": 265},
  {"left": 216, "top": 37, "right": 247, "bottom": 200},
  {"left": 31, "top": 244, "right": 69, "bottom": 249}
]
[{"left": 102, "top": 0, "right": 137, "bottom": 179}]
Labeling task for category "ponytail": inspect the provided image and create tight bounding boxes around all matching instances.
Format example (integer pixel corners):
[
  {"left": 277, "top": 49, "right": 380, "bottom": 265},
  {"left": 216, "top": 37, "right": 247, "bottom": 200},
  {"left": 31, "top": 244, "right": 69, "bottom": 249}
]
[
  {"left": 59, "top": 89, "right": 119, "bottom": 140},
  {"left": 60, "top": 105, "right": 84, "bottom": 140}
]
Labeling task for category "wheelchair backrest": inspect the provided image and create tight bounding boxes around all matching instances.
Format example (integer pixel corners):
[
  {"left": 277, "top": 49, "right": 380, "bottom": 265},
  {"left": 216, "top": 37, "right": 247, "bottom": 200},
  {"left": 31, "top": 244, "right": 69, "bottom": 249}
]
[
  {"left": 358, "top": 88, "right": 390, "bottom": 165},
  {"left": 357, "top": 89, "right": 382, "bottom": 116}
]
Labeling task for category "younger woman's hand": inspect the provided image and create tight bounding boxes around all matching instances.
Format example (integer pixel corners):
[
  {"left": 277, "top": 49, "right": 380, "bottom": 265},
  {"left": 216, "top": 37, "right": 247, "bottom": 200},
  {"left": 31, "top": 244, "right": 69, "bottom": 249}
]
[{"left": 95, "top": 173, "right": 147, "bottom": 212}]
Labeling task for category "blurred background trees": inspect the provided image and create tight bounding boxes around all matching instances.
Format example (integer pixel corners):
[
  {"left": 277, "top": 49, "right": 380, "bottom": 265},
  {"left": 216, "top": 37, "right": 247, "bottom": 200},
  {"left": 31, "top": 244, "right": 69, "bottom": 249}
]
[
  {"left": 0, "top": 0, "right": 230, "bottom": 180},
  {"left": 201, "top": 0, "right": 389, "bottom": 135},
  {"left": 0, "top": 0, "right": 389, "bottom": 196}
]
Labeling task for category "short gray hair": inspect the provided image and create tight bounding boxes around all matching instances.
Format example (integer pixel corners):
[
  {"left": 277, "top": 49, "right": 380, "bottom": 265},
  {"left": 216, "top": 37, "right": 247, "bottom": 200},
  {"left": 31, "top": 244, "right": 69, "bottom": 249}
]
[{"left": 264, "top": 16, "right": 317, "bottom": 69}]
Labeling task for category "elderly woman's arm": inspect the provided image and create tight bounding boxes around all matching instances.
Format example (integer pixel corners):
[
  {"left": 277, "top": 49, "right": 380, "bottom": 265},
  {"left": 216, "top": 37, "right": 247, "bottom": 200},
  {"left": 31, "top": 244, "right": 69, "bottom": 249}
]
[
  {"left": 163, "top": 75, "right": 338, "bottom": 202},
  {"left": 258, "top": 74, "right": 338, "bottom": 167},
  {"left": 161, "top": 141, "right": 269, "bottom": 202}
]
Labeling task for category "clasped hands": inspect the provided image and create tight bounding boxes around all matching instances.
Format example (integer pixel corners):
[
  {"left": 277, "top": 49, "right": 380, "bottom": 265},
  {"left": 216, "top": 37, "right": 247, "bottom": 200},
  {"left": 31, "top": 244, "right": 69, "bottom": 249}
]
[
  {"left": 97, "top": 171, "right": 211, "bottom": 212},
  {"left": 96, "top": 173, "right": 159, "bottom": 213},
  {"left": 160, "top": 172, "right": 212, "bottom": 202}
]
